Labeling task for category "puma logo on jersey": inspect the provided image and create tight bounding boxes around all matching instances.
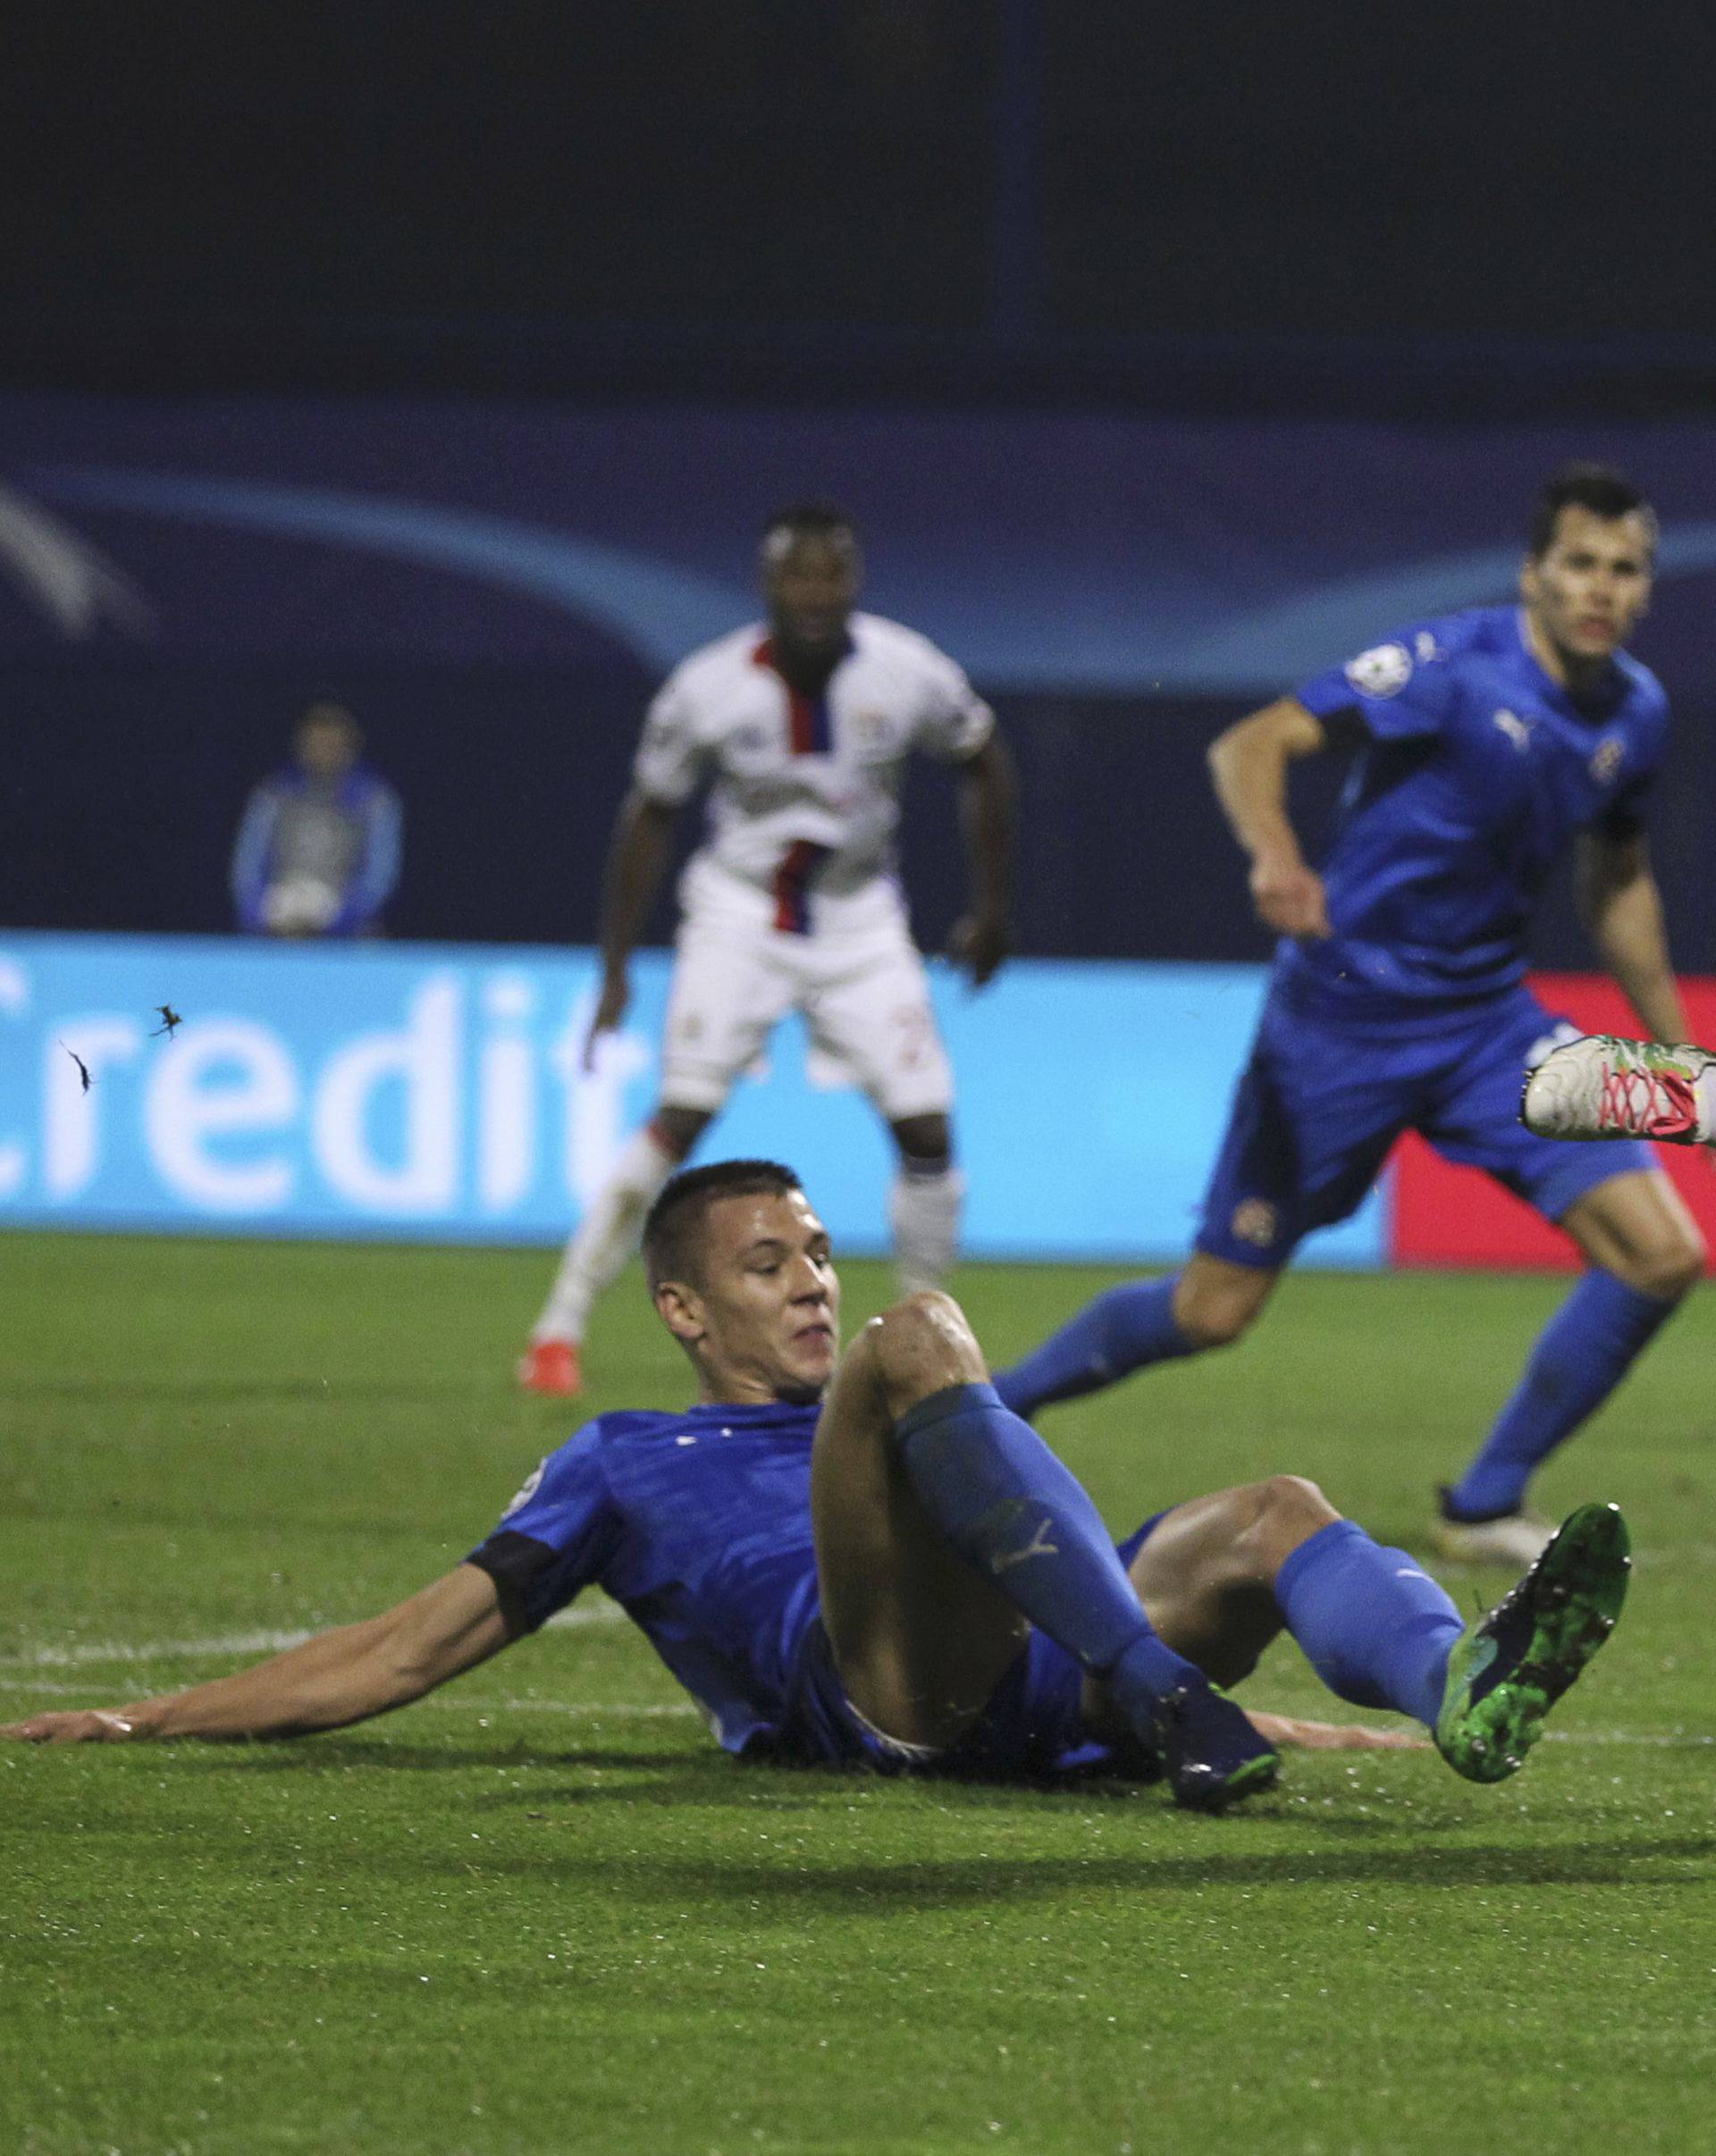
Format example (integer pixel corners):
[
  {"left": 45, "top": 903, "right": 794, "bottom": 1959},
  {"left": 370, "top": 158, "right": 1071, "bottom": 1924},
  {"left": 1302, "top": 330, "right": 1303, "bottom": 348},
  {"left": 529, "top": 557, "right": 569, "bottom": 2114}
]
[
  {"left": 991, "top": 1518, "right": 1060, "bottom": 1574},
  {"left": 1493, "top": 709, "right": 1533, "bottom": 751}
]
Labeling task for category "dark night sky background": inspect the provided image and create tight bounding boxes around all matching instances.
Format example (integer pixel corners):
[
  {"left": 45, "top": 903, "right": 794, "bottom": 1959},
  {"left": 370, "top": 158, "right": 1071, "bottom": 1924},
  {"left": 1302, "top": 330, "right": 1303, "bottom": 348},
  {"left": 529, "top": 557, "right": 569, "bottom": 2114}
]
[{"left": 6, "top": 4, "right": 1715, "bottom": 405}]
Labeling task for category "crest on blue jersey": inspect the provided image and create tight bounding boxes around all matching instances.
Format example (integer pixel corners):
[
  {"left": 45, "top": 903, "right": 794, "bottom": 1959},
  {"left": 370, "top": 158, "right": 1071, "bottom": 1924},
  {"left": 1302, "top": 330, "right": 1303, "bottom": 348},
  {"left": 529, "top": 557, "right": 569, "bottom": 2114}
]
[
  {"left": 1344, "top": 642, "right": 1412, "bottom": 697},
  {"left": 503, "top": 1459, "right": 546, "bottom": 1517},
  {"left": 1589, "top": 734, "right": 1625, "bottom": 786}
]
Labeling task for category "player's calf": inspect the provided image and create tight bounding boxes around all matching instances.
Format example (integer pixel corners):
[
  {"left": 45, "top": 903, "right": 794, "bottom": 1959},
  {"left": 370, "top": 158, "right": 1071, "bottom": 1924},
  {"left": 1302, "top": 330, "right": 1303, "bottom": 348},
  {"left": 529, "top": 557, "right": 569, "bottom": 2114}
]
[
  {"left": 1171, "top": 1254, "right": 1278, "bottom": 1351},
  {"left": 1127, "top": 1476, "right": 1339, "bottom": 1689}
]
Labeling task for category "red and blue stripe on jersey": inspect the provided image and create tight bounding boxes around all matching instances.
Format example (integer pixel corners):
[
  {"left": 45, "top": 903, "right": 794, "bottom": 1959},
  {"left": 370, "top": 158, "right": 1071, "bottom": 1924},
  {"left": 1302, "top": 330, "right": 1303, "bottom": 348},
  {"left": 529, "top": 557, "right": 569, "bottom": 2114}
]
[
  {"left": 754, "top": 635, "right": 837, "bottom": 933},
  {"left": 771, "top": 838, "right": 830, "bottom": 935},
  {"left": 753, "top": 636, "right": 837, "bottom": 756}
]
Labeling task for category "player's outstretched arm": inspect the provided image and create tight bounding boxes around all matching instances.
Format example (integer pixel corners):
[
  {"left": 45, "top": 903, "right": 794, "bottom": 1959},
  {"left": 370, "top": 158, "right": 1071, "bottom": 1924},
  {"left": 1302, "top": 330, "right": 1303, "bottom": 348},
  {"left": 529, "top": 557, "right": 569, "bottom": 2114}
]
[
  {"left": 1, "top": 1565, "right": 513, "bottom": 1746},
  {"left": 947, "top": 734, "right": 1014, "bottom": 987},
  {"left": 1207, "top": 697, "right": 1332, "bottom": 939},
  {"left": 1244, "top": 1709, "right": 1427, "bottom": 1753},
  {"left": 1576, "top": 828, "right": 1691, "bottom": 1047},
  {"left": 585, "top": 788, "right": 679, "bottom": 1065}
]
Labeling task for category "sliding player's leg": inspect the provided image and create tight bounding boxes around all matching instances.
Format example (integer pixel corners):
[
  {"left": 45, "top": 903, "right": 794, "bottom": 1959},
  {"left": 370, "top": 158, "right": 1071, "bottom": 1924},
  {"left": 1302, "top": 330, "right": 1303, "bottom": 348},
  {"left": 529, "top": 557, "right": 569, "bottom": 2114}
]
[
  {"left": 994, "top": 993, "right": 1404, "bottom": 1419},
  {"left": 1423, "top": 992, "right": 1703, "bottom": 1561},
  {"left": 809, "top": 1292, "right": 1278, "bottom": 1808},
  {"left": 1106, "top": 1478, "right": 1630, "bottom": 1783},
  {"left": 1117, "top": 1479, "right": 1462, "bottom": 1729},
  {"left": 521, "top": 923, "right": 793, "bottom": 1393}
]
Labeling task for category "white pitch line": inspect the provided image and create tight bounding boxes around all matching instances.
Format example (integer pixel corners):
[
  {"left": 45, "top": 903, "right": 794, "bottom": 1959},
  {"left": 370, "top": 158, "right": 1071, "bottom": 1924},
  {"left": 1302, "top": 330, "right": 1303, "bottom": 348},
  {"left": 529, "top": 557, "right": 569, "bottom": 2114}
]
[
  {"left": 1, "top": 1628, "right": 319, "bottom": 1670},
  {"left": 0, "top": 1598, "right": 624, "bottom": 1672}
]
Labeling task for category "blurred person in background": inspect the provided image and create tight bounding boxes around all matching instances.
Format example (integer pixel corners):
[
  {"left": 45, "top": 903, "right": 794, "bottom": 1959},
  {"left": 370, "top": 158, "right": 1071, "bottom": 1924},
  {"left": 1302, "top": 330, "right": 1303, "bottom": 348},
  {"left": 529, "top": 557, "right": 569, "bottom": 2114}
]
[
  {"left": 518, "top": 500, "right": 1014, "bottom": 1398},
  {"left": 231, "top": 700, "right": 403, "bottom": 938}
]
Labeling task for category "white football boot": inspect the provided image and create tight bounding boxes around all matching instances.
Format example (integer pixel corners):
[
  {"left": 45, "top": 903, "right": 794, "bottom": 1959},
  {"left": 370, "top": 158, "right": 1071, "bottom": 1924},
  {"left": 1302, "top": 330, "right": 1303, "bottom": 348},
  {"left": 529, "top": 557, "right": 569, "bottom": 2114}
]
[
  {"left": 1429, "top": 1506, "right": 1559, "bottom": 1570},
  {"left": 1521, "top": 1035, "right": 1716, "bottom": 1146}
]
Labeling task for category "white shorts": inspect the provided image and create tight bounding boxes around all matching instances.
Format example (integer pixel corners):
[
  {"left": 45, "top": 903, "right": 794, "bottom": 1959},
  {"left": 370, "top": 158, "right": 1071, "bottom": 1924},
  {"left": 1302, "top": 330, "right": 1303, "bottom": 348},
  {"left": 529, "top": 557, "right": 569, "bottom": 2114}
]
[{"left": 660, "top": 885, "right": 954, "bottom": 1124}]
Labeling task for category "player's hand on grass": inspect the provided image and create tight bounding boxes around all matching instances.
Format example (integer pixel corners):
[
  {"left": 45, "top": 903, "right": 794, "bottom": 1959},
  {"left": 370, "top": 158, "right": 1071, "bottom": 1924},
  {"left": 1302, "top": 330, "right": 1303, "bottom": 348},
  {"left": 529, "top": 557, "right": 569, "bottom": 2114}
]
[
  {"left": 1249, "top": 854, "right": 1331, "bottom": 940},
  {"left": 3, "top": 1708, "right": 140, "bottom": 1744},
  {"left": 582, "top": 972, "right": 632, "bottom": 1070},
  {"left": 1244, "top": 1710, "right": 1428, "bottom": 1753},
  {"left": 947, "top": 912, "right": 1009, "bottom": 988}
]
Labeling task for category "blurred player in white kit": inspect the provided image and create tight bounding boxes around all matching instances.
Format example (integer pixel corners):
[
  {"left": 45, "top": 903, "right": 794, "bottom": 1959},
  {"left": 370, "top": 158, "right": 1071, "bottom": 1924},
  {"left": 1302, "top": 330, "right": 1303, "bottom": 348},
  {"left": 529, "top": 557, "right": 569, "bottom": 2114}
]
[{"left": 518, "top": 501, "right": 1014, "bottom": 1397}]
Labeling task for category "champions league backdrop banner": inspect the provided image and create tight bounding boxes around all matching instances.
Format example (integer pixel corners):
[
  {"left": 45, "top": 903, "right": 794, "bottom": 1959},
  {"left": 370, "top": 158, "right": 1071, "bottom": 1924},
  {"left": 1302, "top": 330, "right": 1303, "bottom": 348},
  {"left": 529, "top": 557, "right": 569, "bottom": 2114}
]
[
  {"left": 0, "top": 935, "right": 1384, "bottom": 1267},
  {"left": 10, "top": 398, "right": 1716, "bottom": 693},
  {"left": 4, "top": 397, "right": 1716, "bottom": 969}
]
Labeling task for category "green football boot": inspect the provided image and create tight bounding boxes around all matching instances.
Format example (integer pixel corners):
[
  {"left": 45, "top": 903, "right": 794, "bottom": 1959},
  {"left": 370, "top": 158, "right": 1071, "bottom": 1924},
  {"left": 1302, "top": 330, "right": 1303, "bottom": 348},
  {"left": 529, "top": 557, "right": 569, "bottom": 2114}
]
[{"left": 1434, "top": 1502, "right": 1630, "bottom": 1784}]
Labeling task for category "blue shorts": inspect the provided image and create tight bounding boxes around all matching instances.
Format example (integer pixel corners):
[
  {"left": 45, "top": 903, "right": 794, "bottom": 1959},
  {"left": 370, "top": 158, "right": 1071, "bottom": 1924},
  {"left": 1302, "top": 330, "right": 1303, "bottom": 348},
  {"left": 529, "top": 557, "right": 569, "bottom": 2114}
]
[
  {"left": 1196, "top": 978, "right": 1653, "bottom": 1271},
  {"left": 774, "top": 1516, "right": 1168, "bottom": 1781}
]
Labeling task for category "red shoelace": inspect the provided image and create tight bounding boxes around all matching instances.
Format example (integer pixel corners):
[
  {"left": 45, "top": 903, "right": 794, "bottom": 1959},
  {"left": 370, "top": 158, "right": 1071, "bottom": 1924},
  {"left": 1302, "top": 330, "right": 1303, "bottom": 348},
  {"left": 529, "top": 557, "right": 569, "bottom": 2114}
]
[{"left": 1598, "top": 1059, "right": 1699, "bottom": 1138}]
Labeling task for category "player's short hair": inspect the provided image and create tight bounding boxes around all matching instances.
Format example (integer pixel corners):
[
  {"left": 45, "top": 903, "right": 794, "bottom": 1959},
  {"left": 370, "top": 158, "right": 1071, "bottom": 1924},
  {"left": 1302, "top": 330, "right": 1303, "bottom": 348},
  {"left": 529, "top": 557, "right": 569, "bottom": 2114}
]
[
  {"left": 1529, "top": 465, "right": 1656, "bottom": 558},
  {"left": 761, "top": 499, "right": 859, "bottom": 559},
  {"left": 295, "top": 698, "right": 358, "bottom": 737},
  {"left": 643, "top": 1160, "right": 805, "bottom": 1288}
]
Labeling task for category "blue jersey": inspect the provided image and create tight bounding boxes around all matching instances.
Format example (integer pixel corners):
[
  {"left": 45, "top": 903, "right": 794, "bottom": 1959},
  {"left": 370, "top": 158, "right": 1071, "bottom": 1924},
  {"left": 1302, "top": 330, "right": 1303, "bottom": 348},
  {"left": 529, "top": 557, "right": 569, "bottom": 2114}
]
[
  {"left": 230, "top": 762, "right": 404, "bottom": 935},
  {"left": 1287, "top": 607, "right": 1667, "bottom": 1011},
  {"left": 467, "top": 1401, "right": 824, "bottom": 1756}
]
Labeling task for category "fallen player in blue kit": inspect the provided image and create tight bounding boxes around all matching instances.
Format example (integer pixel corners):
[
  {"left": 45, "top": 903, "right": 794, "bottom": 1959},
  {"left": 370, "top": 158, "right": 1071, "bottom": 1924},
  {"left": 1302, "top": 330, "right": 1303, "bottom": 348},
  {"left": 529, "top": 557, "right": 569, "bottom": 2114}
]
[{"left": 4, "top": 1162, "right": 1632, "bottom": 1812}]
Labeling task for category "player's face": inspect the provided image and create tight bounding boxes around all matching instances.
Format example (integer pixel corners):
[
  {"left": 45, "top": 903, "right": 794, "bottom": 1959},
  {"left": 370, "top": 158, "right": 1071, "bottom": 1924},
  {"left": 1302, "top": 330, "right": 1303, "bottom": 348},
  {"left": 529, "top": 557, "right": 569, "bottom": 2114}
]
[
  {"left": 297, "top": 711, "right": 359, "bottom": 778},
  {"left": 669, "top": 1189, "right": 841, "bottom": 1405},
  {"left": 1521, "top": 507, "right": 1653, "bottom": 675},
  {"left": 761, "top": 533, "right": 861, "bottom": 661}
]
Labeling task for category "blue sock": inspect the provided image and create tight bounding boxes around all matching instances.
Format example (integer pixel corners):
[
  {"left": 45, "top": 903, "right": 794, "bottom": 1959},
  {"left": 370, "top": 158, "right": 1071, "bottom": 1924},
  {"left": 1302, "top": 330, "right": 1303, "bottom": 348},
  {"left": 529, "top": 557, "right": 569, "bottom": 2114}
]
[
  {"left": 992, "top": 1277, "right": 1195, "bottom": 1418},
  {"left": 895, "top": 1381, "right": 1198, "bottom": 1708},
  {"left": 1445, "top": 1270, "right": 1678, "bottom": 1521},
  {"left": 1274, "top": 1521, "right": 1465, "bottom": 1728}
]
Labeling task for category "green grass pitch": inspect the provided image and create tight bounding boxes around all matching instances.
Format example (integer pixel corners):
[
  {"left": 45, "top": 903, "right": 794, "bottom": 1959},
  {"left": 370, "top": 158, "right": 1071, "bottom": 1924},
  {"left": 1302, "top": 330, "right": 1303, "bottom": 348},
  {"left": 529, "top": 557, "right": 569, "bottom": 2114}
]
[{"left": 4, "top": 1232, "right": 1714, "bottom": 2156}]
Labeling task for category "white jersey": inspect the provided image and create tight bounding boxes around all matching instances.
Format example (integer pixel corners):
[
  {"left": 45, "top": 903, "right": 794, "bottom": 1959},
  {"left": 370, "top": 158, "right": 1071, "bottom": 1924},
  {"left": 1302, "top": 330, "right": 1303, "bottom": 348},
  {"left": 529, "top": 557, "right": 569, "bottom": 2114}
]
[{"left": 632, "top": 611, "right": 994, "bottom": 935}]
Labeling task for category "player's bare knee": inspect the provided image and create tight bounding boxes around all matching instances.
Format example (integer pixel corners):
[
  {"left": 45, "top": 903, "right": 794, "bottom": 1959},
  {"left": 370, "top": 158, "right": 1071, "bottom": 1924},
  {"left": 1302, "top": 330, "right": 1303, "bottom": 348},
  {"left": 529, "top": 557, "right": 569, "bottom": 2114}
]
[
  {"left": 1172, "top": 1278, "right": 1264, "bottom": 1351},
  {"left": 652, "top": 1105, "right": 711, "bottom": 1159},
  {"left": 866, "top": 1291, "right": 986, "bottom": 1422},
  {"left": 1617, "top": 1228, "right": 1704, "bottom": 1303},
  {"left": 1238, "top": 1475, "right": 1340, "bottom": 1574}
]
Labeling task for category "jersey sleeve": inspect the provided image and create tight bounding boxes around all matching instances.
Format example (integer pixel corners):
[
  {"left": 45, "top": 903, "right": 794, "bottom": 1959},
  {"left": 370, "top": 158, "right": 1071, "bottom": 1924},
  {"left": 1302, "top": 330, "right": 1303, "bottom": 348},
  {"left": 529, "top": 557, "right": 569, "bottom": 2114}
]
[
  {"left": 630, "top": 672, "right": 708, "bottom": 806},
  {"left": 230, "top": 781, "right": 281, "bottom": 930},
  {"left": 465, "top": 1424, "right": 619, "bottom": 1633},
  {"left": 1295, "top": 632, "right": 1457, "bottom": 743},
  {"left": 911, "top": 643, "right": 996, "bottom": 762}
]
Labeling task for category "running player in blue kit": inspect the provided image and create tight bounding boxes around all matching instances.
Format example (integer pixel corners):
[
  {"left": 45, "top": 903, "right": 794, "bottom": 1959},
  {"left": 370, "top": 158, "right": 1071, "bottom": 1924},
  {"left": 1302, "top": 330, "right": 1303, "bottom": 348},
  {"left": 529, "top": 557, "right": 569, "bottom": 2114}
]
[
  {"left": 5, "top": 1162, "right": 1631, "bottom": 1812},
  {"left": 996, "top": 466, "right": 1705, "bottom": 1566}
]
